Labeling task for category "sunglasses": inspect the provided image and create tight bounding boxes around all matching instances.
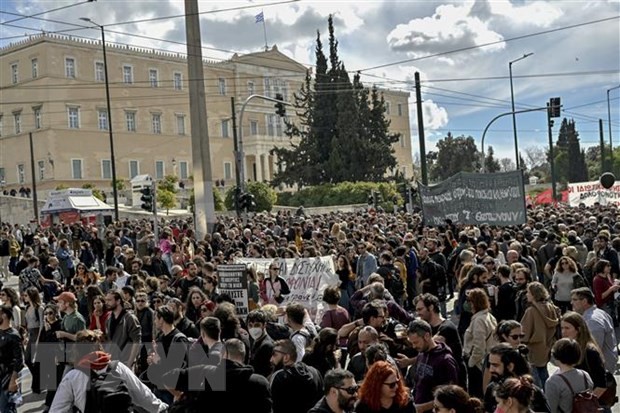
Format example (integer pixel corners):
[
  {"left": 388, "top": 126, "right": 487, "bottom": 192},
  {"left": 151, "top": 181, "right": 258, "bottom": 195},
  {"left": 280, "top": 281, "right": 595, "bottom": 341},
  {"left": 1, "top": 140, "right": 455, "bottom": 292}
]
[
  {"left": 509, "top": 334, "right": 526, "bottom": 340},
  {"left": 136, "top": 299, "right": 146, "bottom": 303},
  {"left": 200, "top": 307, "right": 210, "bottom": 312},
  {"left": 336, "top": 385, "right": 359, "bottom": 395},
  {"left": 154, "top": 300, "right": 163, "bottom": 304},
  {"left": 383, "top": 381, "right": 399, "bottom": 389}
]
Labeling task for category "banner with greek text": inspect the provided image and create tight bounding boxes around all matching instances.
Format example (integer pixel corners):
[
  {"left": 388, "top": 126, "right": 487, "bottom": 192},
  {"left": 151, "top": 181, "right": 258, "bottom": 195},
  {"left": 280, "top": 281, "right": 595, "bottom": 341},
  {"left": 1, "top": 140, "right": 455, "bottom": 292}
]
[
  {"left": 418, "top": 171, "right": 526, "bottom": 226},
  {"left": 234, "top": 257, "right": 338, "bottom": 323},
  {"left": 567, "top": 180, "right": 620, "bottom": 207},
  {"left": 217, "top": 264, "right": 249, "bottom": 318}
]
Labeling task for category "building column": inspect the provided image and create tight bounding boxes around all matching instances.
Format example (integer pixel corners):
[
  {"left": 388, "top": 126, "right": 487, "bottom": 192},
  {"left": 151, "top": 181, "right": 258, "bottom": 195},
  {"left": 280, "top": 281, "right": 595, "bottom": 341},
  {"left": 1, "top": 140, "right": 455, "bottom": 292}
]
[
  {"left": 255, "top": 154, "right": 263, "bottom": 182},
  {"left": 262, "top": 154, "right": 270, "bottom": 182}
]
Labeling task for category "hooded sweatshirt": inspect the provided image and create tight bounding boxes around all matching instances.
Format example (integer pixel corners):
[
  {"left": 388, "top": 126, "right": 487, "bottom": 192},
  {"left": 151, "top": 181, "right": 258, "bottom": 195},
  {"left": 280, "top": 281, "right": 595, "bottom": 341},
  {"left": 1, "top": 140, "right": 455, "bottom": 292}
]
[
  {"left": 411, "top": 341, "right": 459, "bottom": 407},
  {"left": 163, "top": 359, "right": 272, "bottom": 413},
  {"left": 271, "top": 362, "right": 324, "bottom": 413},
  {"left": 521, "top": 300, "right": 560, "bottom": 367}
]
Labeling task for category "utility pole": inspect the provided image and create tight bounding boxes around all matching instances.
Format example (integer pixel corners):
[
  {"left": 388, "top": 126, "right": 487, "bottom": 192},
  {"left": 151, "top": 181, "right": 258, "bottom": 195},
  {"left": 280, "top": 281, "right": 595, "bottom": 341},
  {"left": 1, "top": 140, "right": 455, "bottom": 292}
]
[
  {"left": 184, "top": 0, "right": 216, "bottom": 238},
  {"left": 29, "top": 132, "right": 39, "bottom": 224},
  {"left": 608, "top": 85, "right": 620, "bottom": 171},
  {"left": 599, "top": 119, "right": 606, "bottom": 172},
  {"left": 509, "top": 53, "right": 534, "bottom": 170},
  {"left": 547, "top": 103, "right": 557, "bottom": 202},
  {"left": 414, "top": 72, "right": 427, "bottom": 185},
  {"left": 152, "top": 180, "right": 159, "bottom": 241},
  {"left": 231, "top": 97, "right": 241, "bottom": 217}
]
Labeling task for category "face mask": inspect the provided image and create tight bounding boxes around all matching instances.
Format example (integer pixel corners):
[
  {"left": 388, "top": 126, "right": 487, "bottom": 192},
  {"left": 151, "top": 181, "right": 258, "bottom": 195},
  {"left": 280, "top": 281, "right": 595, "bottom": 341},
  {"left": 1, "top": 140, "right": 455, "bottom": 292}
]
[{"left": 249, "top": 327, "right": 263, "bottom": 340}]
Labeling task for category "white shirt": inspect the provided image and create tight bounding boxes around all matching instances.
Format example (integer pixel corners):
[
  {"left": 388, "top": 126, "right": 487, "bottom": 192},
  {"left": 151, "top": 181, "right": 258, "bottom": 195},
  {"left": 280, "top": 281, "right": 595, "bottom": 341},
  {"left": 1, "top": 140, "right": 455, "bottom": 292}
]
[{"left": 49, "top": 361, "right": 168, "bottom": 413}]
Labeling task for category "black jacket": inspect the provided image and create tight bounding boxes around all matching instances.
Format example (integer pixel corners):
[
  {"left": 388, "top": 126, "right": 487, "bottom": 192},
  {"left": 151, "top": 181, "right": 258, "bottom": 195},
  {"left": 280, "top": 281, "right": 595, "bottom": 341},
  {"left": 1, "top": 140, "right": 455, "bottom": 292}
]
[
  {"left": 308, "top": 397, "right": 343, "bottom": 413},
  {"left": 164, "top": 359, "right": 272, "bottom": 413},
  {"left": 271, "top": 362, "right": 323, "bottom": 413},
  {"left": 0, "top": 327, "right": 24, "bottom": 388}
]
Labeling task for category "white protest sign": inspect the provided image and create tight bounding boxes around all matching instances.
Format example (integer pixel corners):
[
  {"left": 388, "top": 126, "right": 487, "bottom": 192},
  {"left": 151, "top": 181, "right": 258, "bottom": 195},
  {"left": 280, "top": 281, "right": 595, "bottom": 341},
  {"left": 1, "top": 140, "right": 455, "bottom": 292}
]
[
  {"left": 235, "top": 256, "right": 338, "bottom": 323},
  {"left": 567, "top": 180, "right": 620, "bottom": 207},
  {"left": 217, "top": 264, "right": 249, "bottom": 318}
]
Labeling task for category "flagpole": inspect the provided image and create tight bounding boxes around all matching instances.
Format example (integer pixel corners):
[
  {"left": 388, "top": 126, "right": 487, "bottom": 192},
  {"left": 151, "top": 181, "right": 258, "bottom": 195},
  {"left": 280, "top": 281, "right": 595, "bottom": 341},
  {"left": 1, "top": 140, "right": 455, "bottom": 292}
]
[{"left": 261, "top": 10, "right": 268, "bottom": 51}]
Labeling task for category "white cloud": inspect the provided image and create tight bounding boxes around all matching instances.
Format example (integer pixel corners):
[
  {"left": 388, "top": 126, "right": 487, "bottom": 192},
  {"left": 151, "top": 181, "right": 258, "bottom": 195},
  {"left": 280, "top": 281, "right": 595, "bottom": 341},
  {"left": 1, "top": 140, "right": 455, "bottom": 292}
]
[
  {"left": 487, "top": 0, "right": 563, "bottom": 27},
  {"left": 410, "top": 98, "right": 449, "bottom": 130},
  {"left": 387, "top": 2, "right": 505, "bottom": 59}
]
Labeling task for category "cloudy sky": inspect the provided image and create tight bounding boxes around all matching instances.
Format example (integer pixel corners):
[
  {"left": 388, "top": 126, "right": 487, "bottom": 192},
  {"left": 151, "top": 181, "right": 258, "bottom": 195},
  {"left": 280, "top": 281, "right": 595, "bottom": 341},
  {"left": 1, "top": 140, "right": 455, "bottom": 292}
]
[{"left": 1, "top": 0, "right": 619, "bottom": 166}]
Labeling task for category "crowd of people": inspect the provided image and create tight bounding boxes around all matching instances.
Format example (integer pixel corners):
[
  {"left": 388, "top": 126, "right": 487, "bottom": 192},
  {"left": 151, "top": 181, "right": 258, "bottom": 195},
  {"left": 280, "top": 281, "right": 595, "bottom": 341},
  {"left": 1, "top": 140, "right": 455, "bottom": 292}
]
[{"left": 0, "top": 203, "right": 619, "bottom": 412}]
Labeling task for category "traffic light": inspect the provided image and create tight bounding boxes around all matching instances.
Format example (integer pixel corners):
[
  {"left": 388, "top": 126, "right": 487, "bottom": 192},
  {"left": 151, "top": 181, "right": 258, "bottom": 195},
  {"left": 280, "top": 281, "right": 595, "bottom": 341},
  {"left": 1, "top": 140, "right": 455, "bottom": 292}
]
[
  {"left": 274, "top": 93, "right": 286, "bottom": 117},
  {"left": 549, "top": 97, "right": 561, "bottom": 118},
  {"left": 239, "top": 192, "right": 256, "bottom": 211},
  {"left": 140, "top": 186, "right": 153, "bottom": 212},
  {"left": 549, "top": 119, "right": 555, "bottom": 128},
  {"left": 368, "top": 194, "right": 374, "bottom": 205}
]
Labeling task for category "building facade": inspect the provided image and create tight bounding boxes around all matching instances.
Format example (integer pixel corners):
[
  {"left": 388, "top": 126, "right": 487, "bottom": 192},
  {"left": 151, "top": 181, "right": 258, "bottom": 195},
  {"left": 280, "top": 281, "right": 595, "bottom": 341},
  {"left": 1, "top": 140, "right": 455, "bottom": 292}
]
[{"left": 0, "top": 34, "right": 413, "bottom": 196}]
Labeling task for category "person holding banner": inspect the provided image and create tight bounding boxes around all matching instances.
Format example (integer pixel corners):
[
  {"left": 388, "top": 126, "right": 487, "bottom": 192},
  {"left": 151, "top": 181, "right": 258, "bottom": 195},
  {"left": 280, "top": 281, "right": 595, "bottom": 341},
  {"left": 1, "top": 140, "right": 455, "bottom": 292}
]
[{"left": 260, "top": 261, "right": 290, "bottom": 305}]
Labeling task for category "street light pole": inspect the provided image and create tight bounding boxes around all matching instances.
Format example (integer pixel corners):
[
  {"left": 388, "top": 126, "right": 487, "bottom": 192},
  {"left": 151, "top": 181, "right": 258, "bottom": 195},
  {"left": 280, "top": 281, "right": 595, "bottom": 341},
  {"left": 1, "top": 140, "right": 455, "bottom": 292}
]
[
  {"left": 80, "top": 18, "right": 119, "bottom": 221},
  {"left": 607, "top": 85, "right": 620, "bottom": 171},
  {"left": 509, "top": 52, "right": 534, "bottom": 170}
]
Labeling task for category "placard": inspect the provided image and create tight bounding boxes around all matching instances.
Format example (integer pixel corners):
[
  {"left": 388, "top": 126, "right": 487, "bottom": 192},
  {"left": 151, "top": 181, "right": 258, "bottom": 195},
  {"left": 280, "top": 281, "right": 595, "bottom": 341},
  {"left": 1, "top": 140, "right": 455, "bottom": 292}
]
[{"left": 217, "top": 264, "right": 249, "bottom": 318}]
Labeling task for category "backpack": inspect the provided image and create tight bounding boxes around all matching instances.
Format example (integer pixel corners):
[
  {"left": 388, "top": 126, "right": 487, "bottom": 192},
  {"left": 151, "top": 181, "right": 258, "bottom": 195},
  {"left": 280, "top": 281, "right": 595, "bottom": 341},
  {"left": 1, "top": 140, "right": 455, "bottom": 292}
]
[
  {"left": 385, "top": 267, "right": 406, "bottom": 300},
  {"left": 558, "top": 371, "right": 600, "bottom": 413},
  {"left": 79, "top": 361, "right": 133, "bottom": 413}
]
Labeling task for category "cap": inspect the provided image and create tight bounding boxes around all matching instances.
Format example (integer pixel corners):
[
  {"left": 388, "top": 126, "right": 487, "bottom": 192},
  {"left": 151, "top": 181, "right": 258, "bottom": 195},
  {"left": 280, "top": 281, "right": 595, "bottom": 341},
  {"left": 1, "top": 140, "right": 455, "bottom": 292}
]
[
  {"left": 204, "top": 300, "right": 216, "bottom": 312},
  {"left": 54, "top": 291, "right": 76, "bottom": 303}
]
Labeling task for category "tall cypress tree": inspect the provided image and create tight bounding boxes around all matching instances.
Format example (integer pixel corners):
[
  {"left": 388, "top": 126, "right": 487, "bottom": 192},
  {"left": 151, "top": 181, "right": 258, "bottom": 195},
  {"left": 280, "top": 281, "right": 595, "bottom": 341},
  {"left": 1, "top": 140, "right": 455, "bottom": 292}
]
[{"left": 271, "top": 15, "right": 399, "bottom": 187}]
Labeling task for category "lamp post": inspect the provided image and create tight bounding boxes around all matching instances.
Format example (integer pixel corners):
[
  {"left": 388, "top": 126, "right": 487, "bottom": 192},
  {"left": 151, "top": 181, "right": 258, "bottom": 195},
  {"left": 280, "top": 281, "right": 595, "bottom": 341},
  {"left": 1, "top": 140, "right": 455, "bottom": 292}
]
[
  {"left": 509, "top": 52, "right": 534, "bottom": 170},
  {"left": 607, "top": 85, "right": 620, "bottom": 171},
  {"left": 80, "top": 17, "right": 119, "bottom": 221}
]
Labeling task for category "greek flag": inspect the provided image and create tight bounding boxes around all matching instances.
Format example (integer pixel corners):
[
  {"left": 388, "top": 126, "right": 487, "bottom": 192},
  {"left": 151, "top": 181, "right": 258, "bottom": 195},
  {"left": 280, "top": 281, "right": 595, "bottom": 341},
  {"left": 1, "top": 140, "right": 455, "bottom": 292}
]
[{"left": 255, "top": 11, "right": 264, "bottom": 23}]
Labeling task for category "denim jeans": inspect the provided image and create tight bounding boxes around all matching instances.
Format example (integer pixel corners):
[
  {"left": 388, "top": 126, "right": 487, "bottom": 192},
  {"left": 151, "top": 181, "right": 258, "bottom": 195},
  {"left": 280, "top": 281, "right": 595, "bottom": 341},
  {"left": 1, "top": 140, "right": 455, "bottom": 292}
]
[
  {"left": 0, "top": 387, "right": 17, "bottom": 413},
  {"left": 531, "top": 365, "right": 549, "bottom": 388}
]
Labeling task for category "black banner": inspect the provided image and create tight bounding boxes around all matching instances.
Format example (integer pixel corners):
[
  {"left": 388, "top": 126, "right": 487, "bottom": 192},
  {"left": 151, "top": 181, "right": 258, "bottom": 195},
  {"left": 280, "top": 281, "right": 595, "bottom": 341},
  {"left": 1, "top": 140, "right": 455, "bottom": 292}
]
[{"left": 418, "top": 171, "right": 526, "bottom": 226}]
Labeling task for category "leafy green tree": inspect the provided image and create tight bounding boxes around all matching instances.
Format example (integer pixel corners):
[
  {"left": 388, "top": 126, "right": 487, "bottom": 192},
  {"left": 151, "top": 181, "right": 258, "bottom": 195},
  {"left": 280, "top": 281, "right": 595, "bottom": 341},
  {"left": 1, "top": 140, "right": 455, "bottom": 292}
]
[
  {"left": 55, "top": 184, "right": 68, "bottom": 190},
  {"left": 271, "top": 15, "right": 398, "bottom": 187},
  {"left": 485, "top": 146, "right": 501, "bottom": 173},
  {"left": 429, "top": 133, "right": 481, "bottom": 181},
  {"left": 111, "top": 179, "right": 125, "bottom": 191},
  {"left": 225, "top": 182, "right": 277, "bottom": 212},
  {"left": 158, "top": 175, "right": 178, "bottom": 193},
  {"left": 157, "top": 189, "right": 176, "bottom": 215}
]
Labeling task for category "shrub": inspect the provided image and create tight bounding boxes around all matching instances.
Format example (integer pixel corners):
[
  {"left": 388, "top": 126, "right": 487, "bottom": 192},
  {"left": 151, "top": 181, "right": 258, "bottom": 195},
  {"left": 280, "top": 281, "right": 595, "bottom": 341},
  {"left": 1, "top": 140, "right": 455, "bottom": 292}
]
[
  {"left": 276, "top": 181, "right": 402, "bottom": 209},
  {"left": 224, "top": 181, "right": 277, "bottom": 212}
]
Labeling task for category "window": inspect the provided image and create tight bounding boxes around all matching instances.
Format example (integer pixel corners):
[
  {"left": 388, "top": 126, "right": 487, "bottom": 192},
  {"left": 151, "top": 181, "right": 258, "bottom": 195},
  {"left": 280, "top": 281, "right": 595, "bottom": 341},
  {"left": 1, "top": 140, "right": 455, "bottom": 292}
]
[
  {"left": 123, "top": 65, "right": 133, "bottom": 84},
  {"left": 95, "top": 61, "right": 105, "bottom": 82},
  {"left": 176, "top": 114, "right": 185, "bottom": 135},
  {"left": 71, "top": 159, "right": 82, "bottom": 179},
  {"left": 281, "top": 82, "right": 288, "bottom": 102},
  {"left": 68, "top": 107, "right": 80, "bottom": 129},
  {"left": 0, "top": 167, "right": 5, "bottom": 182},
  {"left": 17, "top": 164, "right": 25, "bottom": 184},
  {"left": 397, "top": 103, "right": 403, "bottom": 117},
  {"left": 129, "top": 160, "right": 139, "bottom": 179},
  {"left": 65, "top": 58, "right": 76, "bottom": 78},
  {"left": 98, "top": 109, "right": 109, "bottom": 130},
  {"left": 385, "top": 101, "right": 391, "bottom": 115},
  {"left": 11, "top": 63, "right": 18, "bottom": 84},
  {"left": 38, "top": 160, "right": 45, "bottom": 181},
  {"left": 250, "top": 120, "right": 258, "bottom": 136},
  {"left": 33, "top": 106, "right": 42, "bottom": 129},
  {"left": 0, "top": 115, "right": 3, "bottom": 137},
  {"left": 247, "top": 81, "right": 255, "bottom": 95},
  {"left": 276, "top": 116, "right": 283, "bottom": 137},
  {"left": 152, "top": 114, "right": 162, "bottom": 134},
  {"left": 263, "top": 77, "right": 271, "bottom": 97},
  {"left": 221, "top": 120, "right": 229, "bottom": 138},
  {"left": 125, "top": 111, "right": 136, "bottom": 132},
  {"left": 101, "top": 160, "right": 112, "bottom": 179},
  {"left": 218, "top": 78, "right": 226, "bottom": 95},
  {"left": 400, "top": 135, "right": 406, "bottom": 148},
  {"left": 31, "top": 58, "right": 38, "bottom": 78},
  {"left": 224, "top": 162, "right": 232, "bottom": 180},
  {"left": 149, "top": 69, "right": 158, "bottom": 88},
  {"left": 173, "top": 72, "right": 183, "bottom": 90},
  {"left": 155, "top": 160, "right": 164, "bottom": 179},
  {"left": 179, "top": 161, "right": 188, "bottom": 180},
  {"left": 13, "top": 112, "right": 22, "bottom": 134},
  {"left": 267, "top": 115, "right": 275, "bottom": 136}
]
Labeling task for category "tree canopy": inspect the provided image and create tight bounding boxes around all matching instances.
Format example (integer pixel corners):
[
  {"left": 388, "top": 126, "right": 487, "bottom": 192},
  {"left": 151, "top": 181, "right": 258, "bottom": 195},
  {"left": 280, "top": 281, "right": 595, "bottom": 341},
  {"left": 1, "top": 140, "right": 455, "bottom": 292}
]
[{"left": 271, "top": 15, "right": 399, "bottom": 187}]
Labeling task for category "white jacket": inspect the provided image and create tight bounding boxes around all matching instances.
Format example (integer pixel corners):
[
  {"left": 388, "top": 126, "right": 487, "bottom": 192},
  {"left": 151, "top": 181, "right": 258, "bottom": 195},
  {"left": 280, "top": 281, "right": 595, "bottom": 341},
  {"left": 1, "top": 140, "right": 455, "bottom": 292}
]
[{"left": 49, "top": 361, "right": 168, "bottom": 413}]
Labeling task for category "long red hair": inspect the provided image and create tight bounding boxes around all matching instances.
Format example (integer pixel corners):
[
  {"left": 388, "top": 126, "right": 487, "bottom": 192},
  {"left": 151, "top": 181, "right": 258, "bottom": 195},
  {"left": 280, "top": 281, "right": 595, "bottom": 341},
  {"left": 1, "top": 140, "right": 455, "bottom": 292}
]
[{"left": 358, "top": 361, "right": 410, "bottom": 411}]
